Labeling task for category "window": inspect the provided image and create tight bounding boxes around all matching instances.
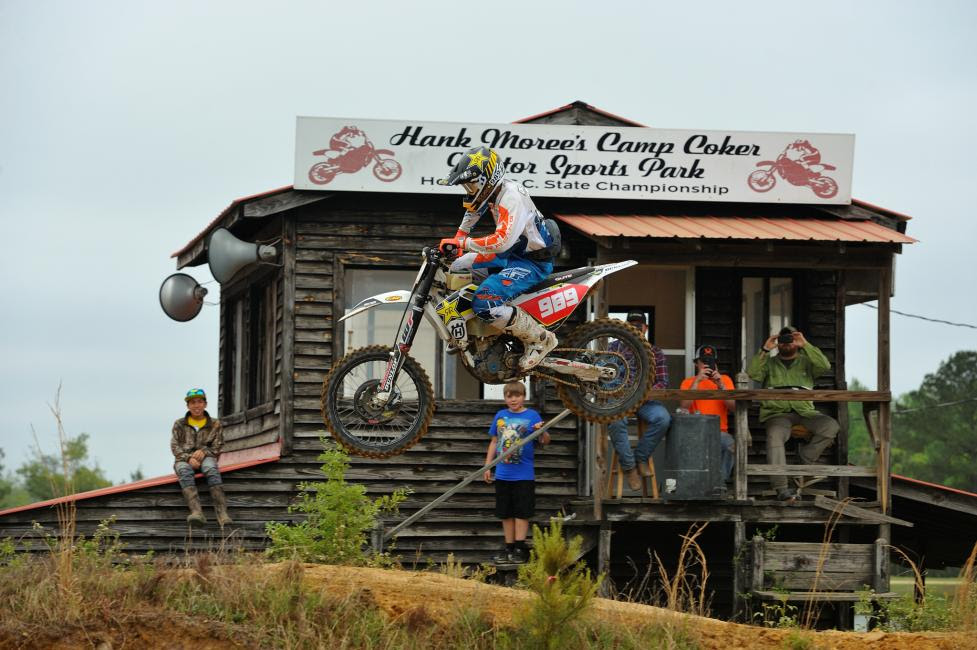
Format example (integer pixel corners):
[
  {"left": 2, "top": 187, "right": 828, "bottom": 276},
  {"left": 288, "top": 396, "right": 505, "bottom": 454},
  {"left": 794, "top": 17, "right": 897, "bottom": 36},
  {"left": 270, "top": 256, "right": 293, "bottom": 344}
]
[
  {"left": 605, "top": 265, "right": 693, "bottom": 384},
  {"left": 248, "top": 283, "right": 276, "bottom": 407},
  {"left": 342, "top": 269, "right": 438, "bottom": 385},
  {"left": 222, "top": 279, "right": 276, "bottom": 415},
  {"left": 741, "top": 276, "right": 793, "bottom": 372}
]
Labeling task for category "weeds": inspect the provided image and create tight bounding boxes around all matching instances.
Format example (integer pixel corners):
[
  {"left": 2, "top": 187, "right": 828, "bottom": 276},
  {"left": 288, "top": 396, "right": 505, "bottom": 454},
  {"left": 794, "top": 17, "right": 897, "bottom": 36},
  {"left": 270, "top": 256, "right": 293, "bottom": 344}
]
[
  {"left": 953, "top": 541, "right": 977, "bottom": 630},
  {"left": 654, "top": 522, "right": 711, "bottom": 616},
  {"left": 265, "top": 440, "right": 409, "bottom": 565},
  {"left": 438, "top": 552, "right": 495, "bottom": 582}
]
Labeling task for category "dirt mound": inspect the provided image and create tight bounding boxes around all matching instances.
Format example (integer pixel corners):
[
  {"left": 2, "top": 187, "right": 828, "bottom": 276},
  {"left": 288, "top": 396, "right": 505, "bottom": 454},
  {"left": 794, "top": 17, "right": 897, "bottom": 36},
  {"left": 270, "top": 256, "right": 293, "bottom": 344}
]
[
  {"left": 3, "top": 563, "right": 970, "bottom": 649},
  {"left": 295, "top": 564, "right": 972, "bottom": 650}
]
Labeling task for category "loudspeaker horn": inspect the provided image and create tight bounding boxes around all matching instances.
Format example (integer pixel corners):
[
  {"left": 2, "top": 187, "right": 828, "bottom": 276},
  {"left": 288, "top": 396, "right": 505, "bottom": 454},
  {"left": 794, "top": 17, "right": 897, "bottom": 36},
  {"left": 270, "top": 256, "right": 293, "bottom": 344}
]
[
  {"left": 207, "top": 227, "right": 278, "bottom": 284},
  {"left": 159, "top": 273, "right": 208, "bottom": 322}
]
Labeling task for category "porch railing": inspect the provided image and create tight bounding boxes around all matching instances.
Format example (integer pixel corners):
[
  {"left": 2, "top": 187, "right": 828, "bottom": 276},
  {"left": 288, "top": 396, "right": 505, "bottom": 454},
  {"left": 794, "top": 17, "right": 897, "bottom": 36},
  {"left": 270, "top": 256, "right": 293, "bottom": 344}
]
[{"left": 639, "top": 382, "right": 893, "bottom": 511}]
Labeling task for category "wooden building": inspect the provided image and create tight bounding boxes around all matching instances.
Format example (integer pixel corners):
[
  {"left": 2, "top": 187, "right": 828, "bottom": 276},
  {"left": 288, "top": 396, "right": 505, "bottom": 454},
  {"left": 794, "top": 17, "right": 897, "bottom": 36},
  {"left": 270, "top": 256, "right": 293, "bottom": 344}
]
[{"left": 5, "top": 102, "right": 966, "bottom": 626}]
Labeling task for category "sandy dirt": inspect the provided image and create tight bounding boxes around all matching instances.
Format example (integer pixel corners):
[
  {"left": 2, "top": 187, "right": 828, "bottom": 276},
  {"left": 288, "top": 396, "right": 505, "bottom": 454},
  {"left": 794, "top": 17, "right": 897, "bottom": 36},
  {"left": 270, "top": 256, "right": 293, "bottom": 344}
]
[
  {"left": 296, "top": 564, "right": 974, "bottom": 650},
  {"left": 3, "top": 563, "right": 972, "bottom": 649}
]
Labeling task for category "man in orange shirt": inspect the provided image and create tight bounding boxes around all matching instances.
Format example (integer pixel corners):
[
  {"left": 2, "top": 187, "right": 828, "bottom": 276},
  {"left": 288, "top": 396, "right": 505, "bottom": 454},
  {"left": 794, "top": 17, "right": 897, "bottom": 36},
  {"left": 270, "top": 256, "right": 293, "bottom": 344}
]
[{"left": 680, "top": 345, "right": 735, "bottom": 482}]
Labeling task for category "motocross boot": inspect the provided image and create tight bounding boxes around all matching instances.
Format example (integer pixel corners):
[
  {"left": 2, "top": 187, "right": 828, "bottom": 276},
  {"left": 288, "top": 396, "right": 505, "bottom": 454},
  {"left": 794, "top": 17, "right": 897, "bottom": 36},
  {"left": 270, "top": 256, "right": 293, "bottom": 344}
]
[
  {"left": 182, "top": 486, "right": 207, "bottom": 527},
  {"left": 209, "top": 485, "right": 234, "bottom": 527},
  {"left": 504, "top": 307, "right": 557, "bottom": 371}
]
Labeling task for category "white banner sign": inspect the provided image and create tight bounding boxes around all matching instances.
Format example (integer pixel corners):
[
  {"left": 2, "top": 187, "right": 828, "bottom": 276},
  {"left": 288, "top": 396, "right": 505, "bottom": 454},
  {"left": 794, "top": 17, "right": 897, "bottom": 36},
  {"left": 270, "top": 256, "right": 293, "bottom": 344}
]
[{"left": 294, "top": 117, "right": 854, "bottom": 204}]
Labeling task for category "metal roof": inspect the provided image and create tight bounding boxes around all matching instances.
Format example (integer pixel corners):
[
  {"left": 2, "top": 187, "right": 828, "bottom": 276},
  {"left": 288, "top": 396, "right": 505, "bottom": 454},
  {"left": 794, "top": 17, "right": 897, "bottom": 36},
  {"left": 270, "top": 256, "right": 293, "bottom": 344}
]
[
  {"left": 0, "top": 441, "right": 281, "bottom": 517},
  {"left": 554, "top": 213, "right": 917, "bottom": 244}
]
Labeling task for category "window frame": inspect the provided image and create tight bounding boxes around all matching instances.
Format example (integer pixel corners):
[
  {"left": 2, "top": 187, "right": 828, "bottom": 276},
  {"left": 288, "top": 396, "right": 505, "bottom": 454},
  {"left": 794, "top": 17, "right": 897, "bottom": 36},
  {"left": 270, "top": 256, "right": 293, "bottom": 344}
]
[
  {"left": 332, "top": 253, "right": 446, "bottom": 399},
  {"left": 739, "top": 272, "right": 799, "bottom": 373},
  {"left": 219, "top": 267, "right": 278, "bottom": 417}
]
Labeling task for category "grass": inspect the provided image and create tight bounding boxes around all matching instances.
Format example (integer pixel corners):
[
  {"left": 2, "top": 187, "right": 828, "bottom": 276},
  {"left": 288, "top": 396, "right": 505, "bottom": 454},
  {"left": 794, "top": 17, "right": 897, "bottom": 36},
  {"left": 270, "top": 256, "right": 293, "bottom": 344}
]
[{"left": 891, "top": 576, "right": 961, "bottom": 597}]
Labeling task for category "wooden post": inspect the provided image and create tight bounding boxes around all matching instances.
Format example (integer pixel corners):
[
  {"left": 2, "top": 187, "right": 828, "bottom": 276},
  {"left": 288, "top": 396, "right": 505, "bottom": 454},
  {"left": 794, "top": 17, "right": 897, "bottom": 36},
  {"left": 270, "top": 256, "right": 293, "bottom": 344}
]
[
  {"left": 371, "top": 521, "right": 384, "bottom": 554},
  {"left": 877, "top": 265, "right": 892, "bottom": 515},
  {"left": 734, "top": 372, "right": 750, "bottom": 500},
  {"left": 750, "top": 535, "right": 765, "bottom": 593},
  {"left": 280, "top": 218, "right": 296, "bottom": 456},
  {"left": 592, "top": 424, "right": 604, "bottom": 521},
  {"left": 598, "top": 527, "right": 612, "bottom": 597},
  {"left": 873, "top": 537, "right": 889, "bottom": 594},
  {"left": 733, "top": 521, "right": 747, "bottom": 620},
  {"left": 836, "top": 272, "right": 849, "bottom": 502}
]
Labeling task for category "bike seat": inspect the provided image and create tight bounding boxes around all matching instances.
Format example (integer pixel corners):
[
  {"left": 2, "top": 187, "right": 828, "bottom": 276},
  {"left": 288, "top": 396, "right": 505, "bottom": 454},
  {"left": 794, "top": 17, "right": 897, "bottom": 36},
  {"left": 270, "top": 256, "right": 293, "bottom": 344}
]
[{"left": 528, "top": 266, "right": 596, "bottom": 293}]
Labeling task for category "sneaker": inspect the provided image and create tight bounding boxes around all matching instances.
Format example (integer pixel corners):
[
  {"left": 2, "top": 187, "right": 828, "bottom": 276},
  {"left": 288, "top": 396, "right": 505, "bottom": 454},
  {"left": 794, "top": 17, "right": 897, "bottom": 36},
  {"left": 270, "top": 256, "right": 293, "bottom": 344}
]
[
  {"left": 510, "top": 546, "right": 529, "bottom": 564},
  {"left": 492, "top": 548, "right": 511, "bottom": 564},
  {"left": 625, "top": 468, "right": 642, "bottom": 491}
]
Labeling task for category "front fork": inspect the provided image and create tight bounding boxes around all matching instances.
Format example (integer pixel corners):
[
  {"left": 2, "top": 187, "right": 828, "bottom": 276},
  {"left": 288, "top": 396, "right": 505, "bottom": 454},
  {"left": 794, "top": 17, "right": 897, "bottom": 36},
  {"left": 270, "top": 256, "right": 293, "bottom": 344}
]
[{"left": 376, "top": 251, "right": 445, "bottom": 399}]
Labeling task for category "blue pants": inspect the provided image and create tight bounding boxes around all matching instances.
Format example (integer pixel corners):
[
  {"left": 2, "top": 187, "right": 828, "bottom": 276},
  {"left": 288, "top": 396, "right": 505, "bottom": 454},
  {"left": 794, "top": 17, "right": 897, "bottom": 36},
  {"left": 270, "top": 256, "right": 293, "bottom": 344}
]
[
  {"left": 608, "top": 401, "right": 671, "bottom": 471},
  {"left": 174, "top": 455, "right": 222, "bottom": 489},
  {"left": 720, "top": 431, "right": 734, "bottom": 481},
  {"left": 454, "top": 253, "right": 551, "bottom": 323}
]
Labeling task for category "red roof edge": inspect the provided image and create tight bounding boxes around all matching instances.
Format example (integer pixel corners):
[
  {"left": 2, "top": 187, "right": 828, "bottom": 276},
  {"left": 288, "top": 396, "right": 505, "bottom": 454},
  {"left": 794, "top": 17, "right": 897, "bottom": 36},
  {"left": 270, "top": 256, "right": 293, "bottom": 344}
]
[
  {"left": 170, "top": 184, "right": 295, "bottom": 260},
  {"left": 892, "top": 473, "right": 977, "bottom": 500},
  {"left": 852, "top": 198, "right": 912, "bottom": 222},
  {"left": 513, "top": 100, "right": 646, "bottom": 127},
  {"left": 0, "top": 441, "right": 281, "bottom": 517}
]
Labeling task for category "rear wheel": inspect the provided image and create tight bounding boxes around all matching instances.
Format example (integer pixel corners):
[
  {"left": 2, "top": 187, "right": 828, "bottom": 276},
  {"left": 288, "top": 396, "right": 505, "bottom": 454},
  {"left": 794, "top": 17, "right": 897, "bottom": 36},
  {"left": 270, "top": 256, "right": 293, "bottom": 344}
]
[
  {"left": 552, "top": 318, "right": 655, "bottom": 423},
  {"left": 320, "top": 345, "right": 434, "bottom": 458}
]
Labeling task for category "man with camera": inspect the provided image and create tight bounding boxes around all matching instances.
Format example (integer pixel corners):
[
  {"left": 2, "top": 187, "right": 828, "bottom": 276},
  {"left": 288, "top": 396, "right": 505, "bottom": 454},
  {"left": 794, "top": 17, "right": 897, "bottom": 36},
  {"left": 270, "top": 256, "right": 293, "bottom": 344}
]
[
  {"left": 747, "top": 326, "right": 839, "bottom": 502},
  {"left": 679, "top": 344, "right": 736, "bottom": 482}
]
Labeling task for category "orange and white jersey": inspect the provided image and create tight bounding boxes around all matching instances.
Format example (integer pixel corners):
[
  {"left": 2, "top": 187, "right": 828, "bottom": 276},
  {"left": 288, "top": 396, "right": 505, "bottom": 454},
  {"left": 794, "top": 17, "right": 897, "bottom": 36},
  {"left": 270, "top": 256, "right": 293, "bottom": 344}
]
[{"left": 458, "top": 180, "right": 549, "bottom": 257}]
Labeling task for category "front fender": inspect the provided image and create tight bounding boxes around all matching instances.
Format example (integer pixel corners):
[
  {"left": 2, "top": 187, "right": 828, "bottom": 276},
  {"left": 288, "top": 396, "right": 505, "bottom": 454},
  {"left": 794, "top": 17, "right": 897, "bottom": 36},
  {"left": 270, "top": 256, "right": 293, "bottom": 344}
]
[{"left": 339, "top": 290, "right": 411, "bottom": 322}]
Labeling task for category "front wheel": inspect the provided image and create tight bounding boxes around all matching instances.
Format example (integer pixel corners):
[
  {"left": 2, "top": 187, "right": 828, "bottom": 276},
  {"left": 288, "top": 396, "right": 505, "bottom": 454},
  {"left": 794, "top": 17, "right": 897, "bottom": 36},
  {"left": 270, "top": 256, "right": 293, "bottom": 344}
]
[
  {"left": 373, "top": 158, "right": 402, "bottom": 182},
  {"left": 551, "top": 318, "right": 655, "bottom": 424},
  {"left": 320, "top": 345, "right": 434, "bottom": 458},
  {"left": 748, "top": 169, "right": 776, "bottom": 192}
]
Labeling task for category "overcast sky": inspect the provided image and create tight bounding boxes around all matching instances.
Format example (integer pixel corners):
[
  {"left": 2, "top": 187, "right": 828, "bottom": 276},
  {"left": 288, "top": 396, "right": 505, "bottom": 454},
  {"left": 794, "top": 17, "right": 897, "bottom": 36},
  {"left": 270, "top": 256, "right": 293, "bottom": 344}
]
[{"left": 1, "top": 1, "right": 975, "bottom": 483}]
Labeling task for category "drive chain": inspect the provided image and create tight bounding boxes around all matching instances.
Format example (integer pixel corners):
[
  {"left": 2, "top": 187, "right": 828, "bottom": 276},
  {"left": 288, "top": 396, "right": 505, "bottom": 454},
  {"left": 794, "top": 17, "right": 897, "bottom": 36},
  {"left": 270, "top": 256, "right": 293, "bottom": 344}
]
[{"left": 531, "top": 347, "right": 632, "bottom": 398}]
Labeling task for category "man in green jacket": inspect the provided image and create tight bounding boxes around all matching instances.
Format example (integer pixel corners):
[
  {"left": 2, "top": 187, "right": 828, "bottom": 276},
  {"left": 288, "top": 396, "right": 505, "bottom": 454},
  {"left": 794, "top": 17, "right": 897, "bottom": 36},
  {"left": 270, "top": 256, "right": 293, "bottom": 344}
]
[{"left": 747, "top": 326, "right": 839, "bottom": 501}]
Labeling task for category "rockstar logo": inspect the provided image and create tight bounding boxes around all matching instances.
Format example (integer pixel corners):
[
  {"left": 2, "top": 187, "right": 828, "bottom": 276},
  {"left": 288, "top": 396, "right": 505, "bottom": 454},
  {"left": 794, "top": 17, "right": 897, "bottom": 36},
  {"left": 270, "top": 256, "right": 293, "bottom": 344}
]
[
  {"left": 436, "top": 297, "right": 461, "bottom": 324},
  {"left": 466, "top": 150, "right": 488, "bottom": 169}
]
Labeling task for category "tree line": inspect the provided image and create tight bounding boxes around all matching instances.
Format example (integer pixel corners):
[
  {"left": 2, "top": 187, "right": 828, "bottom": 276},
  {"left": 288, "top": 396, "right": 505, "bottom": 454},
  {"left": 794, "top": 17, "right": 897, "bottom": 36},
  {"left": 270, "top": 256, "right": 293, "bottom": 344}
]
[
  {"left": 0, "top": 434, "right": 143, "bottom": 509},
  {"left": 847, "top": 350, "right": 977, "bottom": 492}
]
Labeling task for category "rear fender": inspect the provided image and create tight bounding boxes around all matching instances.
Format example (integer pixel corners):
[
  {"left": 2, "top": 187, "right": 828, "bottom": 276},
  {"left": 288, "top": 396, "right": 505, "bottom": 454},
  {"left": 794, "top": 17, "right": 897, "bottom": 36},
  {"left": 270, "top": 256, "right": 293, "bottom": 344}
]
[{"left": 515, "top": 260, "right": 637, "bottom": 326}]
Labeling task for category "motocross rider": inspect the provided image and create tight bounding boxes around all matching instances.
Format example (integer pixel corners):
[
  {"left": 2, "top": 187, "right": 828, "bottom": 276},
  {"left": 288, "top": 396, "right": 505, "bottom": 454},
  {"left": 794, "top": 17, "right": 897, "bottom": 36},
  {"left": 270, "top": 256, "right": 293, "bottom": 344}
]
[{"left": 437, "top": 146, "right": 559, "bottom": 371}]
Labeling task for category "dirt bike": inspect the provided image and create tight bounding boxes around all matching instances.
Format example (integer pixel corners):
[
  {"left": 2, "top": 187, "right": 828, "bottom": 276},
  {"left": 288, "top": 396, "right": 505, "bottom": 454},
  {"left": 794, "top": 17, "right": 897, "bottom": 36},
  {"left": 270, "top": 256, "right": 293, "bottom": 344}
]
[
  {"left": 747, "top": 155, "right": 839, "bottom": 199},
  {"left": 308, "top": 143, "right": 403, "bottom": 185},
  {"left": 320, "top": 247, "right": 655, "bottom": 458}
]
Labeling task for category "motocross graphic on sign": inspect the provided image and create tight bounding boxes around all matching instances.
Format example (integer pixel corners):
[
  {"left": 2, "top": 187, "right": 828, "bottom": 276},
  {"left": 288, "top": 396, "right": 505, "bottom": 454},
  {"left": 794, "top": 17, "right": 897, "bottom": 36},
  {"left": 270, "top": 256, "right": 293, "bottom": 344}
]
[
  {"left": 747, "top": 140, "right": 839, "bottom": 199},
  {"left": 295, "top": 116, "right": 855, "bottom": 204}
]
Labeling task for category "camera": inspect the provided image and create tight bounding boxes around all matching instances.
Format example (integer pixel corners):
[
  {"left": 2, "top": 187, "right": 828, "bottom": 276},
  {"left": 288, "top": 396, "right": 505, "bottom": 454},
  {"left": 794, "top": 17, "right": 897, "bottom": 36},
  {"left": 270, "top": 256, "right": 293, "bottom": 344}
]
[{"left": 777, "top": 332, "right": 795, "bottom": 344}]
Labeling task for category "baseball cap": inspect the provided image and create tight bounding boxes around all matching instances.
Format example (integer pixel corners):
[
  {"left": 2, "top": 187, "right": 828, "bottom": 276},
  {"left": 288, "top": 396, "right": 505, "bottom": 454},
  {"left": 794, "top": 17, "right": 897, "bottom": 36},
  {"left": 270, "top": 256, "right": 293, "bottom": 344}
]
[
  {"left": 694, "top": 344, "right": 718, "bottom": 362},
  {"left": 625, "top": 310, "right": 646, "bottom": 324},
  {"left": 185, "top": 388, "right": 207, "bottom": 402}
]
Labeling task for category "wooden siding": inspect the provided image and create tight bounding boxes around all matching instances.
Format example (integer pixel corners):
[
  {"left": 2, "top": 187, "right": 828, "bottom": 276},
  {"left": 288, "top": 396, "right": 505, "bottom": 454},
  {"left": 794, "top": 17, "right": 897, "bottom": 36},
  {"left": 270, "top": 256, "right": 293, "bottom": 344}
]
[{"left": 287, "top": 202, "right": 582, "bottom": 563}]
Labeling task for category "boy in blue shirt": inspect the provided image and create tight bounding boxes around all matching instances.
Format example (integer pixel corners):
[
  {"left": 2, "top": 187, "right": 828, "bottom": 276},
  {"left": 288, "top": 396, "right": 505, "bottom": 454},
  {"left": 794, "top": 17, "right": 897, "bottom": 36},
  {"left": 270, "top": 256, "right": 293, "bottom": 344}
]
[{"left": 483, "top": 381, "right": 548, "bottom": 564}]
